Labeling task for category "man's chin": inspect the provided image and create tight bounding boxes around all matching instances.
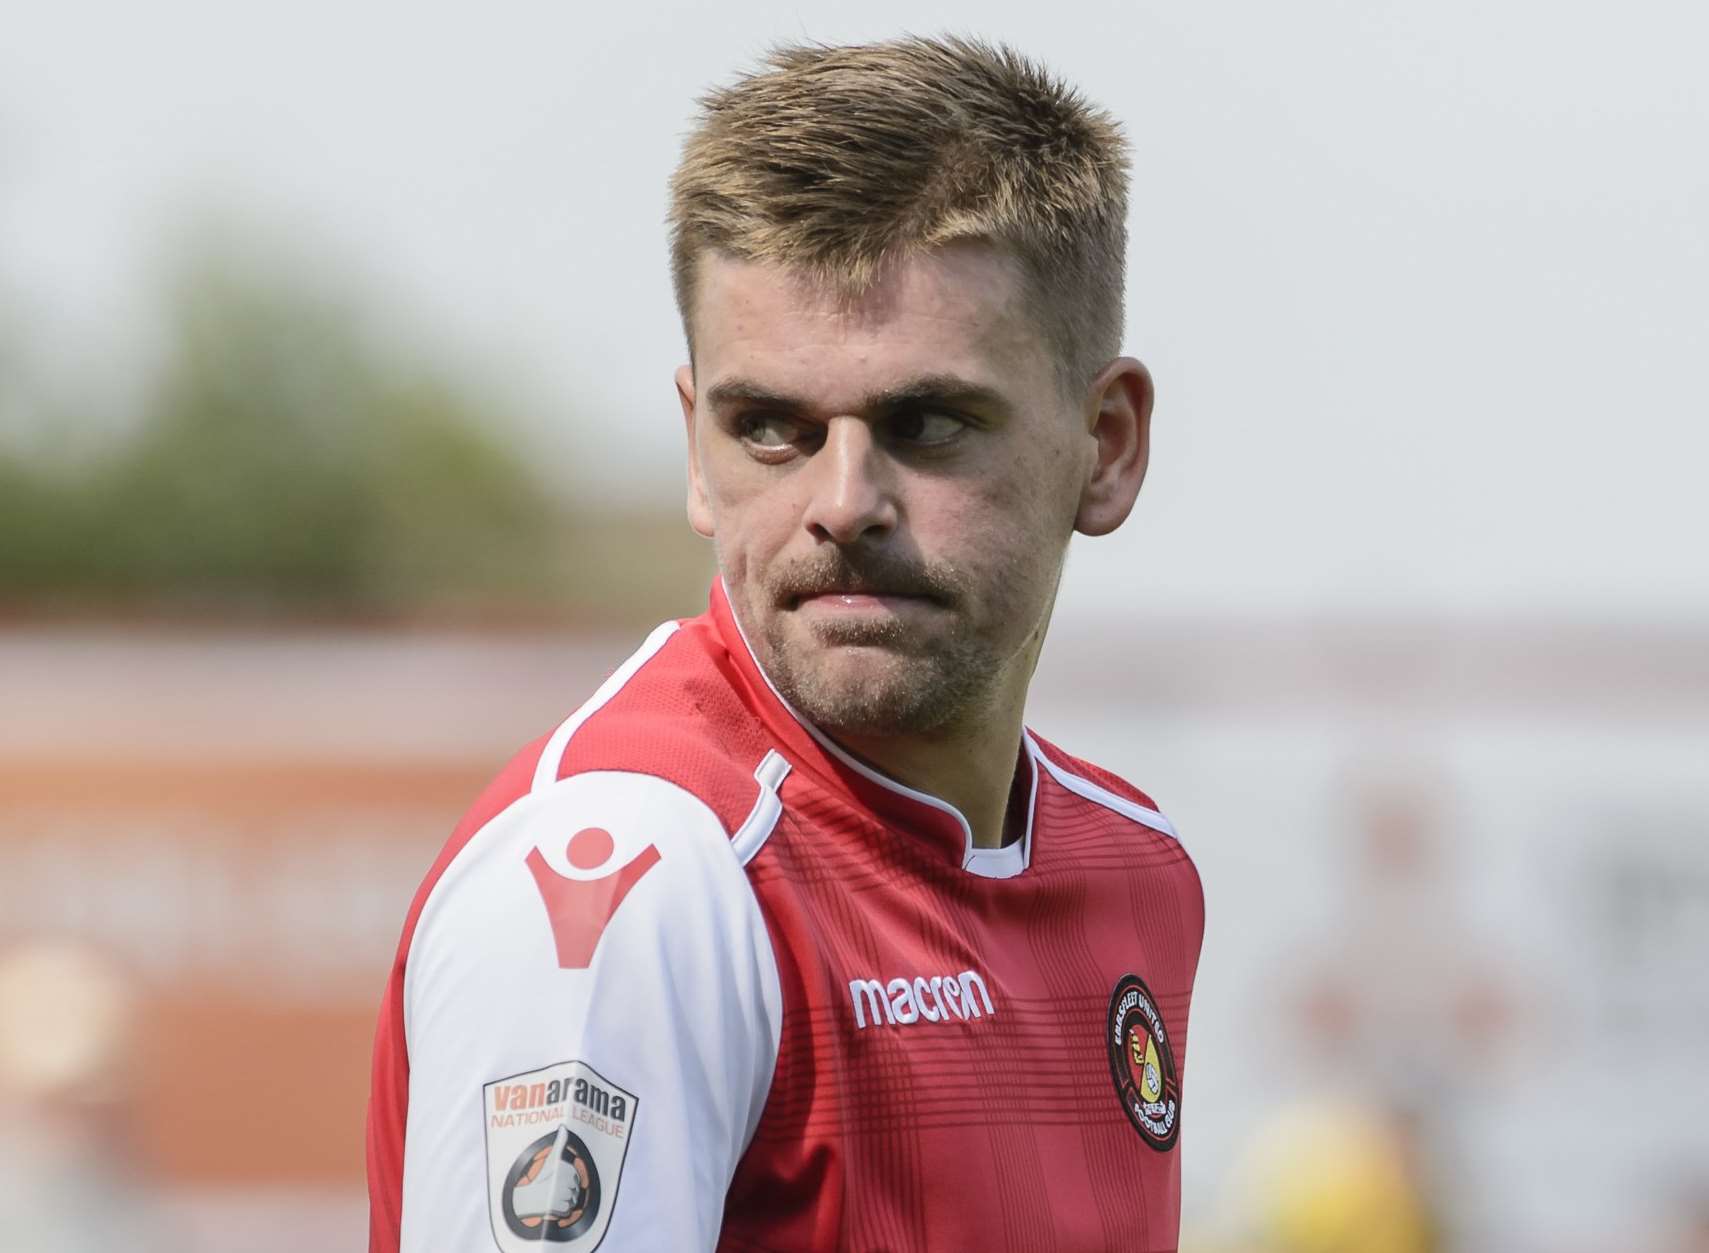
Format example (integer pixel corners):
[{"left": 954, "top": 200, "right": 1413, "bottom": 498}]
[
  {"left": 785, "top": 644, "right": 918, "bottom": 701},
  {"left": 766, "top": 644, "right": 943, "bottom": 736},
  {"left": 791, "top": 686, "right": 944, "bottom": 740},
  {"left": 755, "top": 607, "right": 996, "bottom": 737},
  {"left": 769, "top": 614, "right": 915, "bottom": 668}
]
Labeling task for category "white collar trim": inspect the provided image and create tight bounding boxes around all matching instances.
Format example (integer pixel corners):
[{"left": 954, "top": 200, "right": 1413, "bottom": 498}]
[{"left": 721, "top": 578, "right": 1036, "bottom": 879}]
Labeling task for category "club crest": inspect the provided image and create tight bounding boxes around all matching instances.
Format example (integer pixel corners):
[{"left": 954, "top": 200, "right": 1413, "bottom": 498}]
[{"left": 1106, "top": 973, "right": 1180, "bottom": 1151}]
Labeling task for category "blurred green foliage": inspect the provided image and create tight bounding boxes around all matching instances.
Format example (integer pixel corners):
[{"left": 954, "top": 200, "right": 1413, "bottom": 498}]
[{"left": 0, "top": 240, "right": 709, "bottom": 621}]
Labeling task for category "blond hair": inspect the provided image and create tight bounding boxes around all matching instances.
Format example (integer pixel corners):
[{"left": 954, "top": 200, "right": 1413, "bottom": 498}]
[{"left": 668, "top": 36, "right": 1131, "bottom": 390}]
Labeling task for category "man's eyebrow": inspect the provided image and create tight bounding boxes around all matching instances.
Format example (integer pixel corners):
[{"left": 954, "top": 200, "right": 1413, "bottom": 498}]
[
  {"left": 703, "top": 380, "right": 804, "bottom": 411},
  {"left": 703, "top": 374, "right": 1011, "bottom": 415},
  {"left": 865, "top": 375, "right": 1011, "bottom": 414}
]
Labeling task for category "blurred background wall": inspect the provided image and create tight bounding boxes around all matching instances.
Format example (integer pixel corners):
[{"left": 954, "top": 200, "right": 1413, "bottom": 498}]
[{"left": 2, "top": 3, "right": 1705, "bottom": 1251}]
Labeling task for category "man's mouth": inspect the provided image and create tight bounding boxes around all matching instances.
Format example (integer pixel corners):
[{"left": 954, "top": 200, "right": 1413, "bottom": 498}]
[
  {"left": 786, "top": 589, "right": 938, "bottom": 611},
  {"left": 769, "top": 554, "right": 956, "bottom": 613}
]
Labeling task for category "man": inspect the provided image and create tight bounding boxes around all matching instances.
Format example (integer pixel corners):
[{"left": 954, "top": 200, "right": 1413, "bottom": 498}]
[{"left": 368, "top": 35, "right": 1204, "bottom": 1253}]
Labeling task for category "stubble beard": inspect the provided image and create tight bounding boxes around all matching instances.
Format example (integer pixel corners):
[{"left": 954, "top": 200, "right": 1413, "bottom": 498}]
[
  {"left": 746, "top": 547, "right": 1005, "bottom": 738},
  {"left": 762, "top": 610, "right": 998, "bottom": 738}
]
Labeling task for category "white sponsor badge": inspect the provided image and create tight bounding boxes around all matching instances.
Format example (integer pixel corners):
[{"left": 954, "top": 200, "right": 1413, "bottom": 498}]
[{"left": 482, "top": 1059, "right": 637, "bottom": 1250}]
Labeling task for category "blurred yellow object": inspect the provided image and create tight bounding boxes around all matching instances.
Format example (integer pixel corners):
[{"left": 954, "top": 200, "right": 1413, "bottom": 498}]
[
  {"left": 0, "top": 941, "right": 133, "bottom": 1102},
  {"left": 1234, "top": 1101, "right": 1436, "bottom": 1253}
]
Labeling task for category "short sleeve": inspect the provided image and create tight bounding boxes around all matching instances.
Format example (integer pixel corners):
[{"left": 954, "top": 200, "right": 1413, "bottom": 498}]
[{"left": 396, "top": 770, "right": 782, "bottom": 1253}]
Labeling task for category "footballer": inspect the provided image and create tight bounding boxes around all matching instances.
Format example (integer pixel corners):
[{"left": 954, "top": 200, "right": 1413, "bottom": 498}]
[{"left": 368, "top": 35, "right": 1205, "bottom": 1252}]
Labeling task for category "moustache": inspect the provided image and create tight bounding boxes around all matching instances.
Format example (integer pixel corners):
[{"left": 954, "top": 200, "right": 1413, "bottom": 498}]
[{"left": 768, "top": 550, "right": 959, "bottom": 607}]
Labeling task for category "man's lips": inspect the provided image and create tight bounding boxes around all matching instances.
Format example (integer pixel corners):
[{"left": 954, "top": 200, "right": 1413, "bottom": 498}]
[{"left": 786, "top": 590, "right": 940, "bottom": 611}]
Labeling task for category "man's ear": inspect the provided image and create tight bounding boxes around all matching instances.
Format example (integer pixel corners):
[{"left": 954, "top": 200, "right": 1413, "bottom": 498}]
[
  {"left": 1074, "top": 357, "right": 1153, "bottom": 537},
  {"left": 677, "top": 363, "right": 715, "bottom": 539}
]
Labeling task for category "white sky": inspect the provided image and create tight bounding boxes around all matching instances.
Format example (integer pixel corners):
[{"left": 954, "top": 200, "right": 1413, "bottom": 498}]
[{"left": 3, "top": 0, "right": 1705, "bottom": 619}]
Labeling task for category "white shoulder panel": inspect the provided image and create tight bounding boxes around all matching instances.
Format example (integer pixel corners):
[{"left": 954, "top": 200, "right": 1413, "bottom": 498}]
[{"left": 399, "top": 769, "right": 782, "bottom": 1253}]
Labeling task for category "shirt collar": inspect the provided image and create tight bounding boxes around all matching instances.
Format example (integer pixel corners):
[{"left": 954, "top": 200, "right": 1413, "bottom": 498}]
[{"left": 708, "top": 579, "right": 1036, "bottom": 878}]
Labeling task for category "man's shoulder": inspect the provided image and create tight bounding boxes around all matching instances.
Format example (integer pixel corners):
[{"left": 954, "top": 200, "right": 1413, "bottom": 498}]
[
  {"left": 1028, "top": 731, "right": 1182, "bottom": 846},
  {"left": 391, "top": 617, "right": 783, "bottom": 974},
  {"left": 435, "top": 617, "right": 766, "bottom": 878},
  {"left": 1028, "top": 731, "right": 1205, "bottom": 943}
]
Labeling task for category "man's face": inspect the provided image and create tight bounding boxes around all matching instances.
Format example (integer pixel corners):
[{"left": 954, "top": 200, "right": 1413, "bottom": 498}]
[{"left": 678, "top": 242, "right": 1097, "bottom": 739}]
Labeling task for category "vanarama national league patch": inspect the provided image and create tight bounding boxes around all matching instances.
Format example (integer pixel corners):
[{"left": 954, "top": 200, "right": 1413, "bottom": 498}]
[
  {"left": 483, "top": 1059, "right": 637, "bottom": 1250},
  {"left": 1106, "top": 973, "right": 1180, "bottom": 1152}
]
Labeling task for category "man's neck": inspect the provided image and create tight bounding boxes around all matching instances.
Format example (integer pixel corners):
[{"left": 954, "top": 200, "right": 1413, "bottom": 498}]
[{"left": 832, "top": 697, "right": 1028, "bottom": 850}]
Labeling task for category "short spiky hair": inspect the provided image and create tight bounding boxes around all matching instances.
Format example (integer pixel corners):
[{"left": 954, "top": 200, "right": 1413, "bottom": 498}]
[{"left": 668, "top": 36, "right": 1131, "bottom": 391}]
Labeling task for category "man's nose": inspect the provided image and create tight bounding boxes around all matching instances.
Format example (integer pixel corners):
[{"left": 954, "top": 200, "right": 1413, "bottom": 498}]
[{"left": 802, "top": 418, "right": 898, "bottom": 545}]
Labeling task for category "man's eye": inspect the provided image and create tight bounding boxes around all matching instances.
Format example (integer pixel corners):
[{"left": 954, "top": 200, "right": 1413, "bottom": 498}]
[
  {"left": 738, "top": 413, "right": 806, "bottom": 449},
  {"left": 889, "top": 410, "right": 966, "bottom": 446}
]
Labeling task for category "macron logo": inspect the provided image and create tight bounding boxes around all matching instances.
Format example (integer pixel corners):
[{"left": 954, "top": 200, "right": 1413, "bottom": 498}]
[
  {"left": 525, "top": 826, "right": 661, "bottom": 970},
  {"left": 848, "top": 970, "right": 995, "bottom": 1031}
]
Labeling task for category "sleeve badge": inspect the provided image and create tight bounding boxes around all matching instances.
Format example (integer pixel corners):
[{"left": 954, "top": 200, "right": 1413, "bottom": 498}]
[{"left": 483, "top": 1059, "right": 638, "bottom": 1249}]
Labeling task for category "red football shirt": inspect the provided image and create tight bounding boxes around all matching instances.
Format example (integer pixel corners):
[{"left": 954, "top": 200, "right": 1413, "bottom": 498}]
[{"left": 368, "top": 581, "right": 1204, "bottom": 1251}]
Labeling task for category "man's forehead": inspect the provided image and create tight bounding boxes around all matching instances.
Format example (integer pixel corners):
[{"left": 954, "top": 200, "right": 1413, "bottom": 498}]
[{"left": 688, "top": 243, "right": 1050, "bottom": 401}]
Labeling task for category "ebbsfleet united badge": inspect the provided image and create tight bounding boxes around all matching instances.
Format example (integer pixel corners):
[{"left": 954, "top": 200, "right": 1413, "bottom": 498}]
[
  {"left": 1106, "top": 973, "right": 1180, "bottom": 1151},
  {"left": 483, "top": 1059, "right": 637, "bottom": 1250}
]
